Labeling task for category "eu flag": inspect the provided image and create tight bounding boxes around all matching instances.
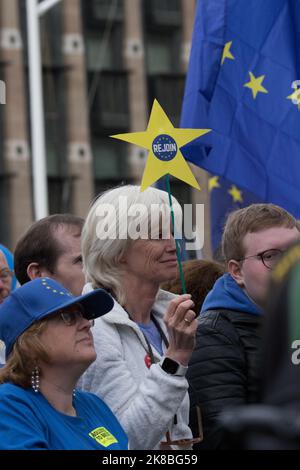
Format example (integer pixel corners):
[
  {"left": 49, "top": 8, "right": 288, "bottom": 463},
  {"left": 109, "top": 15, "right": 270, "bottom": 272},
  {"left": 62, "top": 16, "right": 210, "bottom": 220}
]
[
  {"left": 209, "top": 176, "right": 260, "bottom": 256},
  {"left": 181, "top": 0, "right": 300, "bottom": 250}
]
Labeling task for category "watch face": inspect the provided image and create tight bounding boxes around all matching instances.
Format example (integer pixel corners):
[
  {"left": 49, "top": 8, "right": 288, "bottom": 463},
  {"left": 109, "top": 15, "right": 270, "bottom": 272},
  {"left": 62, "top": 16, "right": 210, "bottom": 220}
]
[{"left": 161, "top": 357, "right": 179, "bottom": 374}]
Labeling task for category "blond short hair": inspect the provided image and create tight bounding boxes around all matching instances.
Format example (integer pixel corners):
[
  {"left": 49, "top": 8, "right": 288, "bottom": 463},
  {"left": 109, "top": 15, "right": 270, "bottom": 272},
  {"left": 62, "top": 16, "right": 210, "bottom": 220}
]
[
  {"left": 222, "top": 203, "right": 299, "bottom": 263},
  {"left": 82, "top": 185, "right": 182, "bottom": 305}
]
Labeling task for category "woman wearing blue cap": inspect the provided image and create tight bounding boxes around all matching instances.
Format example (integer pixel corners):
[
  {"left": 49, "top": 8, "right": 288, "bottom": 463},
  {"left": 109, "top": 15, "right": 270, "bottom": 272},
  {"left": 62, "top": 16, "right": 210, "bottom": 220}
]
[{"left": 0, "top": 277, "right": 128, "bottom": 450}]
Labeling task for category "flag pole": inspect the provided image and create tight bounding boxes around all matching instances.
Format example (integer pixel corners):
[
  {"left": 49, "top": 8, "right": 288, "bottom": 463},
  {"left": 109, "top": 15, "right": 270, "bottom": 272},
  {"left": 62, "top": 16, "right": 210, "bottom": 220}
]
[
  {"left": 165, "top": 175, "right": 187, "bottom": 294},
  {"left": 37, "top": 0, "right": 62, "bottom": 16},
  {"left": 26, "top": 0, "right": 48, "bottom": 219},
  {"left": 26, "top": 0, "right": 62, "bottom": 220}
]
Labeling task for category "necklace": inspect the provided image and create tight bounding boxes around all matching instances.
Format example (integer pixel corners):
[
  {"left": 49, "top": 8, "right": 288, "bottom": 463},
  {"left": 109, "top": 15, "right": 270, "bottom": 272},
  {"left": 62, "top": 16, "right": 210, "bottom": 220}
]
[
  {"left": 126, "top": 309, "right": 169, "bottom": 366},
  {"left": 141, "top": 314, "right": 169, "bottom": 366},
  {"left": 125, "top": 308, "right": 180, "bottom": 443}
]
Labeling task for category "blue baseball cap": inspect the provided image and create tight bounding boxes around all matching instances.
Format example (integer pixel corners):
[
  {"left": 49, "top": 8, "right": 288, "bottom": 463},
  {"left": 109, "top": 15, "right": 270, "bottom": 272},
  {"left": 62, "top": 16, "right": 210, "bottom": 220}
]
[{"left": 0, "top": 277, "right": 114, "bottom": 359}]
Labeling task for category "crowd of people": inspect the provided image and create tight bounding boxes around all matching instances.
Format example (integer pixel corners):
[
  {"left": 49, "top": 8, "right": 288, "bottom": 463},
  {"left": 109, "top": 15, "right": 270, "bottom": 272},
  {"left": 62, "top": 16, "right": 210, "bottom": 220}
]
[{"left": 0, "top": 184, "right": 300, "bottom": 450}]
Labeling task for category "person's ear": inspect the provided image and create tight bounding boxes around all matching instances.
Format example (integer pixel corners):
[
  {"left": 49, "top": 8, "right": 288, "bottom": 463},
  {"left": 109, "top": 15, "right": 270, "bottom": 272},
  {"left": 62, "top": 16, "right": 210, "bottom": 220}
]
[
  {"left": 118, "top": 246, "right": 129, "bottom": 265},
  {"left": 228, "top": 259, "right": 245, "bottom": 287},
  {"left": 118, "top": 254, "right": 127, "bottom": 265},
  {"left": 27, "top": 263, "right": 51, "bottom": 280}
]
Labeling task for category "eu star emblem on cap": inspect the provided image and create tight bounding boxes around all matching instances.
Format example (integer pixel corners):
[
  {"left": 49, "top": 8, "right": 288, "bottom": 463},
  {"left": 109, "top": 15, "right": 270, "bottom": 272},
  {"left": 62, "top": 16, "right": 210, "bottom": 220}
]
[{"left": 0, "top": 277, "right": 114, "bottom": 359}]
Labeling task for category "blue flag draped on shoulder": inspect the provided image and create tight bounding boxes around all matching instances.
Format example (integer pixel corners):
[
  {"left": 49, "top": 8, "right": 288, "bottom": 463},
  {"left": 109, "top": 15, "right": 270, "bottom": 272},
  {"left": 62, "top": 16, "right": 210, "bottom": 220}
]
[{"left": 181, "top": 0, "right": 300, "bottom": 251}]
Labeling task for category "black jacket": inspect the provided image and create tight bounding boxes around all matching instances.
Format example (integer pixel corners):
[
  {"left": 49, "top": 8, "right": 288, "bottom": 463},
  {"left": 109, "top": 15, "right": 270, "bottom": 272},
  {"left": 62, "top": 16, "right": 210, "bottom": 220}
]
[{"left": 187, "top": 308, "right": 263, "bottom": 449}]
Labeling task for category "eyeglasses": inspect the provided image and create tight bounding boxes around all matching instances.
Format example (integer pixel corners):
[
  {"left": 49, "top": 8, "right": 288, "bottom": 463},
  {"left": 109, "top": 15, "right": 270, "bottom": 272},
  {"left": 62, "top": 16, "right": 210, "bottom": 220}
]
[
  {"left": 57, "top": 304, "right": 95, "bottom": 327},
  {"left": 0, "top": 268, "right": 14, "bottom": 284},
  {"left": 238, "top": 248, "right": 283, "bottom": 270},
  {"left": 160, "top": 406, "right": 203, "bottom": 448}
]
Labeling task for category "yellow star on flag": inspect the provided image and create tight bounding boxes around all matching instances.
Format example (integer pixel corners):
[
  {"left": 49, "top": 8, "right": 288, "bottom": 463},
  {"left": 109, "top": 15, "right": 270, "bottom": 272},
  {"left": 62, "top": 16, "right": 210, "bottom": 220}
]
[
  {"left": 208, "top": 176, "right": 221, "bottom": 192},
  {"left": 228, "top": 185, "right": 243, "bottom": 203},
  {"left": 111, "top": 99, "right": 211, "bottom": 191},
  {"left": 244, "top": 72, "right": 268, "bottom": 99},
  {"left": 221, "top": 41, "right": 235, "bottom": 65},
  {"left": 287, "top": 88, "right": 300, "bottom": 110}
]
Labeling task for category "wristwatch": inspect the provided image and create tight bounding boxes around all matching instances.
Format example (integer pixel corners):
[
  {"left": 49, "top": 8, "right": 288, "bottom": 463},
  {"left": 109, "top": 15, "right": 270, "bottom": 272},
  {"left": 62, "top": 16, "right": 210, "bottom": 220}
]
[{"left": 159, "top": 357, "right": 188, "bottom": 377}]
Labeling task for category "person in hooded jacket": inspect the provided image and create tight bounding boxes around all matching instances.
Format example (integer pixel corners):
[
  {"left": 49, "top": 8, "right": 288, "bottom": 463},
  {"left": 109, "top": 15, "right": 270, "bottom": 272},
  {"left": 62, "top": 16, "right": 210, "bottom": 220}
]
[
  {"left": 220, "top": 241, "right": 300, "bottom": 450},
  {"left": 187, "top": 203, "right": 300, "bottom": 449}
]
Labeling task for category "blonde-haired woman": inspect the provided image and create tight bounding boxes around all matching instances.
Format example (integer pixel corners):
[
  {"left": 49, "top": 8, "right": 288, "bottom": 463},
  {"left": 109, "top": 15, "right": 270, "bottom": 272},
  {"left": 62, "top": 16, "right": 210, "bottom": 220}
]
[
  {"left": 0, "top": 278, "right": 127, "bottom": 450},
  {"left": 79, "top": 185, "right": 199, "bottom": 450}
]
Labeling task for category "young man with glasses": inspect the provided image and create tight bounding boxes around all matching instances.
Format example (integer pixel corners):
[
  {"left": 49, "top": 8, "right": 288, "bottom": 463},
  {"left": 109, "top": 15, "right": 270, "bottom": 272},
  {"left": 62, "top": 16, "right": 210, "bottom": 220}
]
[{"left": 187, "top": 203, "right": 300, "bottom": 449}]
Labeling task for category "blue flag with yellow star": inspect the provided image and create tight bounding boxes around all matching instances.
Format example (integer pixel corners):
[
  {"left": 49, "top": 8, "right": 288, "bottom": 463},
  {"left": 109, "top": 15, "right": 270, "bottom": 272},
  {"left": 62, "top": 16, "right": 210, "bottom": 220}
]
[
  {"left": 209, "top": 176, "right": 260, "bottom": 255},
  {"left": 181, "top": 0, "right": 300, "bottom": 251}
]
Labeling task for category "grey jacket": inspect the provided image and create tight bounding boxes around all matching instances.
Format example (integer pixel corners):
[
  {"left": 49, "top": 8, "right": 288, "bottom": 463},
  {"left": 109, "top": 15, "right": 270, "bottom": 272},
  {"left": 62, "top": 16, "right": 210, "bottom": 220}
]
[{"left": 78, "top": 286, "right": 192, "bottom": 450}]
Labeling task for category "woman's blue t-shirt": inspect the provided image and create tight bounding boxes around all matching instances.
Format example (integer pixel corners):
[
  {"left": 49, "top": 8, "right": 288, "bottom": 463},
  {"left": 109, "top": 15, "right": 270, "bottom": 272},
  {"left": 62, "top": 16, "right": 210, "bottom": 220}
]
[{"left": 0, "top": 383, "right": 128, "bottom": 450}]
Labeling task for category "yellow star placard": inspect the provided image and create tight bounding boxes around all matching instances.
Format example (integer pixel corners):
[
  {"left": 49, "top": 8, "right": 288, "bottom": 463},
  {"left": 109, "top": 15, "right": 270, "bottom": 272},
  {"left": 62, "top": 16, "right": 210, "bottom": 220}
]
[{"left": 111, "top": 99, "right": 211, "bottom": 191}]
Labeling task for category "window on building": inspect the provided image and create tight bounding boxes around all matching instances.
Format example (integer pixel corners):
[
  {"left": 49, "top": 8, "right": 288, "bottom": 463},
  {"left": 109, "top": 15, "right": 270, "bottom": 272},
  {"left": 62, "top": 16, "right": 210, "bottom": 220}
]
[
  {"left": 146, "top": 35, "right": 174, "bottom": 75},
  {"left": 93, "top": 138, "right": 128, "bottom": 181},
  {"left": 86, "top": 32, "right": 113, "bottom": 71},
  {"left": 40, "top": 2, "right": 64, "bottom": 67},
  {"left": 40, "top": 2, "right": 69, "bottom": 213},
  {"left": 94, "top": 178, "right": 133, "bottom": 199},
  {"left": 145, "top": 32, "right": 182, "bottom": 76},
  {"left": 43, "top": 68, "right": 67, "bottom": 176},
  {"left": 143, "top": 3, "right": 185, "bottom": 127},
  {"left": 84, "top": 0, "right": 123, "bottom": 26},
  {"left": 148, "top": 73, "right": 185, "bottom": 127},
  {"left": 82, "top": 0, "right": 129, "bottom": 194},
  {"left": 47, "top": 176, "right": 74, "bottom": 214},
  {"left": 88, "top": 70, "right": 129, "bottom": 132},
  {"left": 85, "top": 25, "right": 123, "bottom": 72},
  {"left": 145, "top": 0, "right": 182, "bottom": 27}
]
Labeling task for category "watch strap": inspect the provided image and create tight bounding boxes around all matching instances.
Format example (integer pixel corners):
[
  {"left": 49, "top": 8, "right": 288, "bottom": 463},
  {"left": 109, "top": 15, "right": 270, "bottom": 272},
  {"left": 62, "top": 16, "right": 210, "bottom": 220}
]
[{"left": 159, "top": 357, "right": 188, "bottom": 377}]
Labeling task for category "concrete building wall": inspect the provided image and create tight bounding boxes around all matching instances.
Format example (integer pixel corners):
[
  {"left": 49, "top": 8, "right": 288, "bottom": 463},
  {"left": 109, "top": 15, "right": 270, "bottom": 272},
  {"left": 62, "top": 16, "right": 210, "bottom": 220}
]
[
  {"left": 0, "top": 0, "right": 33, "bottom": 250},
  {"left": 0, "top": 0, "right": 212, "bottom": 258},
  {"left": 62, "top": 0, "right": 93, "bottom": 217},
  {"left": 123, "top": 0, "right": 148, "bottom": 181}
]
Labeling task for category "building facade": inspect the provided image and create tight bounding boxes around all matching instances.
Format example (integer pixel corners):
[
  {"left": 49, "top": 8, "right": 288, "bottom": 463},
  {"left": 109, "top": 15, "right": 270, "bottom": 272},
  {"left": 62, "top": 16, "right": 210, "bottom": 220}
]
[{"left": 0, "top": 0, "right": 211, "bottom": 256}]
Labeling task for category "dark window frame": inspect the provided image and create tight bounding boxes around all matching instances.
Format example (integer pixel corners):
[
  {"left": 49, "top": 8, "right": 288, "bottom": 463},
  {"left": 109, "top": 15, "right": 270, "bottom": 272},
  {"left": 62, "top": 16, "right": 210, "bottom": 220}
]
[
  {"left": 148, "top": 73, "right": 186, "bottom": 127},
  {"left": 82, "top": 0, "right": 124, "bottom": 28},
  {"left": 94, "top": 177, "right": 134, "bottom": 198},
  {"left": 47, "top": 175, "right": 76, "bottom": 214},
  {"left": 88, "top": 70, "right": 130, "bottom": 134},
  {"left": 144, "top": 0, "right": 182, "bottom": 30}
]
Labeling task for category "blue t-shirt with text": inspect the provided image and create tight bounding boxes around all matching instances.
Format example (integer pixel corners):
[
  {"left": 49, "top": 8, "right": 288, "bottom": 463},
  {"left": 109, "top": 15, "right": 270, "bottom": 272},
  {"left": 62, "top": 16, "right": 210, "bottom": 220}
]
[{"left": 0, "top": 383, "right": 128, "bottom": 450}]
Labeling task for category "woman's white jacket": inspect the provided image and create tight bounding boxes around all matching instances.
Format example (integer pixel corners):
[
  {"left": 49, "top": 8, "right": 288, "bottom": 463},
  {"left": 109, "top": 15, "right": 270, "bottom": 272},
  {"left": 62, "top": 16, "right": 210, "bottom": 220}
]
[{"left": 78, "top": 286, "right": 192, "bottom": 450}]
